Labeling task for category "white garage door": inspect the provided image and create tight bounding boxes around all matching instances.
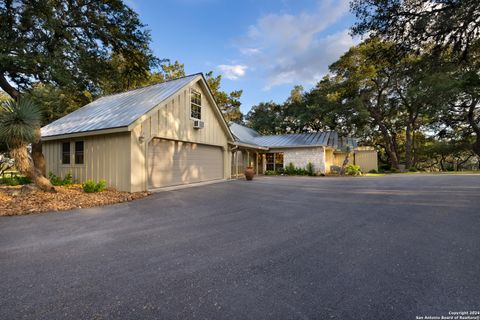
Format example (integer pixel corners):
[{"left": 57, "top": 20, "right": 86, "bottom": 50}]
[{"left": 148, "top": 139, "right": 224, "bottom": 189}]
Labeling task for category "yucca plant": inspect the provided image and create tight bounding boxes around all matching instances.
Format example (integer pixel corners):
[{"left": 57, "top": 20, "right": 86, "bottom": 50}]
[{"left": 0, "top": 98, "right": 55, "bottom": 191}]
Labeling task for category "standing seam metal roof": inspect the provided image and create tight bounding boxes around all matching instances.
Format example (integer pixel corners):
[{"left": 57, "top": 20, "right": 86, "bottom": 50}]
[
  {"left": 41, "top": 74, "right": 200, "bottom": 137},
  {"left": 229, "top": 123, "right": 357, "bottom": 149}
]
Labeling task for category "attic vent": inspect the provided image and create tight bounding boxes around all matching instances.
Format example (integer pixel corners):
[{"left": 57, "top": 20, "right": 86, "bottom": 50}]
[{"left": 193, "top": 119, "right": 204, "bottom": 129}]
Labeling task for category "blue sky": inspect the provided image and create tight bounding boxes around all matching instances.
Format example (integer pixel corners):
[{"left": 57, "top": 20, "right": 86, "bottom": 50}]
[{"left": 128, "top": 0, "right": 358, "bottom": 114}]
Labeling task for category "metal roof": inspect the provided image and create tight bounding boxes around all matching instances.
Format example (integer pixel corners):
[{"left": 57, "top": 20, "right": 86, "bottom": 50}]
[
  {"left": 229, "top": 122, "right": 259, "bottom": 145},
  {"left": 229, "top": 123, "right": 357, "bottom": 150},
  {"left": 41, "top": 74, "right": 200, "bottom": 138}
]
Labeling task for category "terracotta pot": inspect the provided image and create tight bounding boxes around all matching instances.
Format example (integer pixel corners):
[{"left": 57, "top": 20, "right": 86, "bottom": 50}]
[{"left": 245, "top": 167, "right": 255, "bottom": 181}]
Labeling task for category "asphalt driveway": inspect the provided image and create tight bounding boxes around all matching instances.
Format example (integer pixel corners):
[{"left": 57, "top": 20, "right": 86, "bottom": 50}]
[{"left": 1, "top": 175, "right": 479, "bottom": 319}]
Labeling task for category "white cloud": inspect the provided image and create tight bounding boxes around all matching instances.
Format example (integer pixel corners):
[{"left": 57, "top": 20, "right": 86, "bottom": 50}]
[
  {"left": 240, "top": 48, "right": 261, "bottom": 56},
  {"left": 238, "top": 0, "right": 358, "bottom": 88},
  {"left": 217, "top": 64, "right": 248, "bottom": 80}
]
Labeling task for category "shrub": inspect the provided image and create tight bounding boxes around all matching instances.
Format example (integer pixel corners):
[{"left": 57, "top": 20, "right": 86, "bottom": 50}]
[
  {"left": 275, "top": 167, "right": 285, "bottom": 175},
  {"left": 379, "top": 164, "right": 391, "bottom": 172},
  {"left": 345, "top": 164, "right": 361, "bottom": 176},
  {"left": 264, "top": 170, "right": 276, "bottom": 176},
  {"left": 284, "top": 162, "right": 295, "bottom": 175},
  {"left": 82, "top": 179, "right": 107, "bottom": 193},
  {"left": 306, "top": 162, "right": 315, "bottom": 176},
  {"left": 0, "top": 176, "right": 31, "bottom": 185},
  {"left": 368, "top": 169, "right": 378, "bottom": 174},
  {"left": 408, "top": 167, "right": 418, "bottom": 172},
  {"left": 49, "top": 172, "right": 74, "bottom": 186},
  {"left": 390, "top": 168, "right": 399, "bottom": 173}
]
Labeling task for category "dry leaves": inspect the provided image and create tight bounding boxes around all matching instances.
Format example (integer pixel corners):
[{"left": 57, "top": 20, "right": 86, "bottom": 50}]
[{"left": 0, "top": 185, "right": 149, "bottom": 216}]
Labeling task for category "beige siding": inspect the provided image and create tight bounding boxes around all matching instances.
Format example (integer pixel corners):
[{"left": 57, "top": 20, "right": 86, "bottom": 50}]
[
  {"left": 130, "top": 79, "right": 231, "bottom": 191},
  {"left": 354, "top": 150, "right": 378, "bottom": 172},
  {"left": 43, "top": 132, "right": 131, "bottom": 191},
  {"left": 333, "top": 152, "right": 353, "bottom": 167},
  {"left": 148, "top": 139, "right": 223, "bottom": 188},
  {"left": 324, "top": 148, "right": 335, "bottom": 173}
]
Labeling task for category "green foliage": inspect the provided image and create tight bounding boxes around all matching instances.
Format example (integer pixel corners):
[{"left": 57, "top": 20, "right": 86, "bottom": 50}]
[
  {"left": 264, "top": 170, "right": 276, "bottom": 176},
  {"left": 82, "top": 179, "right": 107, "bottom": 193},
  {"left": 0, "top": 98, "right": 42, "bottom": 148},
  {"left": 351, "top": 0, "right": 480, "bottom": 61},
  {"left": 245, "top": 101, "right": 284, "bottom": 134},
  {"left": 205, "top": 71, "right": 243, "bottom": 123},
  {"left": 0, "top": 1, "right": 158, "bottom": 97},
  {"left": 284, "top": 163, "right": 296, "bottom": 175},
  {"left": 25, "top": 84, "right": 93, "bottom": 126},
  {"left": 306, "top": 162, "right": 315, "bottom": 176},
  {"left": 368, "top": 169, "right": 378, "bottom": 174},
  {"left": 48, "top": 172, "right": 74, "bottom": 186},
  {"left": 345, "top": 164, "right": 361, "bottom": 176},
  {"left": 0, "top": 176, "right": 31, "bottom": 186},
  {"left": 408, "top": 167, "right": 418, "bottom": 172},
  {"left": 283, "top": 162, "right": 314, "bottom": 176}
]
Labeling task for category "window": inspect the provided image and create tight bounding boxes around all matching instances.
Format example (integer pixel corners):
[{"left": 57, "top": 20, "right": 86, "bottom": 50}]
[
  {"left": 74, "top": 141, "right": 84, "bottom": 164},
  {"left": 275, "top": 153, "right": 284, "bottom": 170},
  {"left": 190, "top": 89, "right": 202, "bottom": 120},
  {"left": 62, "top": 142, "right": 70, "bottom": 164},
  {"left": 266, "top": 153, "right": 284, "bottom": 171},
  {"left": 266, "top": 153, "right": 274, "bottom": 171}
]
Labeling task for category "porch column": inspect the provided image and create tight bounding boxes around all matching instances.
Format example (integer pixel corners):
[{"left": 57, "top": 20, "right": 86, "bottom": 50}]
[
  {"left": 256, "top": 152, "right": 259, "bottom": 173},
  {"left": 235, "top": 151, "right": 239, "bottom": 178}
]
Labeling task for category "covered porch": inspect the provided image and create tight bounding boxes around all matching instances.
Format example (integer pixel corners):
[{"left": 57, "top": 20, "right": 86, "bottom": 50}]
[{"left": 230, "top": 143, "right": 268, "bottom": 179}]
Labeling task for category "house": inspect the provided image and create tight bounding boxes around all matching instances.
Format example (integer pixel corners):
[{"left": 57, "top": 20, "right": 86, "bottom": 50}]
[
  {"left": 41, "top": 74, "right": 233, "bottom": 192},
  {"left": 228, "top": 123, "right": 378, "bottom": 177},
  {"left": 41, "top": 73, "right": 377, "bottom": 192}
]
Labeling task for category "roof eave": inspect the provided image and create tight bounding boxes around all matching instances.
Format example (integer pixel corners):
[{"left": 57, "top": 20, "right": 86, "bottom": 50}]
[
  {"left": 41, "top": 126, "right": 129, "bottom": 141},
  {"left": 263, "top": 144, "right": 327, "bottom": 149},
  {"left": 231, "top": 141, "right": 269, "bottom": 150}
]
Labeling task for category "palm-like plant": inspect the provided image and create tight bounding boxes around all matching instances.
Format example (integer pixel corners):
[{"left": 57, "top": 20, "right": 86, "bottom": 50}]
[{"left": 0, "top": 98, "right": 55, "bottom": 191}]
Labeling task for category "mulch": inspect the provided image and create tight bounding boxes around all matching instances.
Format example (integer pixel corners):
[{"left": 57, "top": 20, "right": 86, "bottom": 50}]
[{"left": 0, "top": 184, "right": 150, "bottom": 216}]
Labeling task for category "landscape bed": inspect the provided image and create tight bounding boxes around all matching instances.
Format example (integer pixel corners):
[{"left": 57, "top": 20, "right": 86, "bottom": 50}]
[{"left": 0, "top": 185, "right": 149, "bottom": 216}]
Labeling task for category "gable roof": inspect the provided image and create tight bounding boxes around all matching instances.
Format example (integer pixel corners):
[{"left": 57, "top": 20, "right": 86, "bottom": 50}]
[
  {"left": 41, "top": 74, "right": 233, "bottom": 141},
  {"left": 229, "top": 123, "right": 357, "bottom": 150}
]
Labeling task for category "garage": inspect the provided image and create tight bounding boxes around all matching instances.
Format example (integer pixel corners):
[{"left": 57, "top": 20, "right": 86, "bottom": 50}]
[{"left": 147, "top": 138, "right": 224, "bottom": 189}]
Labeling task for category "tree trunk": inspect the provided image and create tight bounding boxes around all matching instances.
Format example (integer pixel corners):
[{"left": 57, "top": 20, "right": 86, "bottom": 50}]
[
  {"left": 32, "top": 141, "right": 46, "bottom": 177},
  {"left": 467, "top": 103, "right": 480, "bottom": 157},
  {"left": 339, "top": 153, "right": 350, "bottom": 176},
  {"left": 10, "top": 145, "right": 55, "bottom": 192},
  {"left": 377, "top": 124, "right": 400, "bottom": 169},
  {"left": 1, "top": 74, "right": 52, "bottom": 190},
  {"left": 405, "top": 123, "right": 413, "bottom": 169}
]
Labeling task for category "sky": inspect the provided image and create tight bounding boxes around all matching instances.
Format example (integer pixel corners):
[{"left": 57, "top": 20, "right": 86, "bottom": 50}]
[{"left": 128, "top": 0, "right": 359, "bottom": 114}]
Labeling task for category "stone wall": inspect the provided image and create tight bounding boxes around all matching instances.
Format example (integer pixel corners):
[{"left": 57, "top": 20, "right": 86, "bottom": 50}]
[{"left": 271, "top": 147, "right": 325, "bottom": 174}]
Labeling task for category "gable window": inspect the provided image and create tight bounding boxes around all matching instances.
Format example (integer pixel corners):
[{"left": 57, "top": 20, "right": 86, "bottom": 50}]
[
  {"left": 190, "top": 89, "right": 202, "bottom": 120},
  {"left": 75, "top": 141, "right": 84, "bottom": 164},
  {"left": 62, "top": 142, "right": 70, "bottom": 164}
]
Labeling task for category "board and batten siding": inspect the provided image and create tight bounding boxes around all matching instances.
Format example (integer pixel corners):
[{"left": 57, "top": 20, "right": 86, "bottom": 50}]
[
  {"left": 130, "top": 79, "right": 231, "bottom": 192},
  {"left": 354, "top": 150, "right": 378, "bottom": 172},
  {"left": 43, "top": 132, "right": 131, "bottom": 191}
]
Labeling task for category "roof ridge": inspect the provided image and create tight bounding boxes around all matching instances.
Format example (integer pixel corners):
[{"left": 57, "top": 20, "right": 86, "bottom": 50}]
[{"left": 95, "top": 73, "right": 201, "bottom": 102}]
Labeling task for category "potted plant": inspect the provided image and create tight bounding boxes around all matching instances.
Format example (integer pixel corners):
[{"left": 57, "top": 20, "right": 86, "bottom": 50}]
[{"left": 245, "top": 166, "right": 255, "bottom": 181}]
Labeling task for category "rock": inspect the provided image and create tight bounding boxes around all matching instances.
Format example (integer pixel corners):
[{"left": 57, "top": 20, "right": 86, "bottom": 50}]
[{"left": 20, "top": 184, "right": 42, "bottom": 194}]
